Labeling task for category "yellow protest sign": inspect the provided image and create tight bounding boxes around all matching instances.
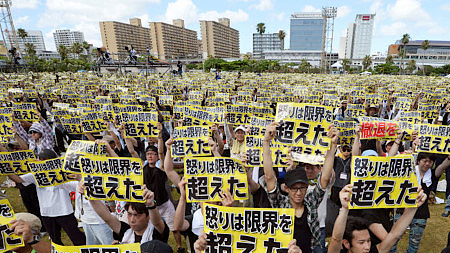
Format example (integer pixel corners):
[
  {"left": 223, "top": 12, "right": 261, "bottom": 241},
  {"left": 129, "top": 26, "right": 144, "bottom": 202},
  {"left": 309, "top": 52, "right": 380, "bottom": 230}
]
[
  {"left": 350, "top": 155, "right": 419, "bottom": 209},
  {"left": 345, "top": 104, "right": 365, "bottom": 118},
  {"left": 203, "top": 203, "right": 294, "bottom": 252},
  {"left": 333, "top": 120, "right": 357, "bottom": 146},
  {"left": 81, "top": 112, "right": 107, "bottom": 133},
  {"left": 60, "top": 116, "right": 82, "bottom": 134},
  {"left": 275, "top": 103, "right": 333, "bottom": 164},
  {"left": 394, "top": 97, "right": 412, "bottom": 111},
  {"left": 398, "top": 111, "right": 422, "bottom": 124},
  {"left": 27, "top": 157, "right": 75, "bottom": 188},
  {"left": 184, "top": 157, "right": 248, "bottom": 202},
  {"left": 183, "top": 106, "right": 224, "bottom": 126},
  {"left": 0, "top": 150, "right": 35, "bottom": 175},
  {"left": 418, "top": 103, "right": 438, "bottom": 120},
  {"left": 51, "top": 242, "right": 140, "bottom": 253},
  {"left": 226, "top": 104, "right": 253, "bottom": 125},
  {"left": 322, "top": 94, "right": 340, "bottom": 107},
  {"left": 358, "top": 117, "right": 398, "bottom": 139},
  {"left": 0, "top": 199, "right": 24, "bottom": 251},
  {"left": 12, "top": 103, "right": 39, "bottom": 121},
  {"left": 63, "top": 140, "right": 106, "bottom": 173},
  {"left": 417, "top": 124, "right": 450, "bottom": 154},
  {"left": 171, "top": 126, "right": 211, "bottom": 157},
  {"left": 159, "top": 95, "right": 174, "bottom": 106},
  {"left": 0, "top": 114, "right": 13, "bottom": 143},
  {"left": 121, "top": 111, "right": 159, "bottom": 138},
  {"left": 80, "top": 155, "right": 145, "bottom": 202}
]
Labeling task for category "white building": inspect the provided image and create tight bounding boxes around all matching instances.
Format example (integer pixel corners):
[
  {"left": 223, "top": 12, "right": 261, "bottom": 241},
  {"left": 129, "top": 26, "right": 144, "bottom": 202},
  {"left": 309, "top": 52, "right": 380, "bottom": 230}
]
[
  {"left": 37, "top": 50, "right": 61, "bottom": 61},
  {"left": 253, "top": 33, "right": 282, "bottom": 59},
  {"left": 53, "top": 29, "right": 84, "bottom": 48},
  {"left": 6, "top": 30, "right": 46, "bottom": 53},
  {"left": 340, "top": 14, "right": 375, "bottom": 59},
  {"left": 262, "top": 50, "right": 338, "bottom": 67}
]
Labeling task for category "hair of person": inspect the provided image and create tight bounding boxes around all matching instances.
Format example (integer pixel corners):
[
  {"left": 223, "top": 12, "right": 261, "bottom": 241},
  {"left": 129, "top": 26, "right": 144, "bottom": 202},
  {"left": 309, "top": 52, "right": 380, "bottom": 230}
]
[
  {"left": 124, "top": 202, "right": 149, "bottom": 217},
  {"left": 417, "top": 152, "right": 436, "bottom": 163},
  {"left": 145, "top": 145, "right": 158, "bottom": 154},
  {"left": 343, "top": 216, "right": 369, "bottom": 247},
  {"left": 38, "top": 149, "right": 58, "bottom": 160}
]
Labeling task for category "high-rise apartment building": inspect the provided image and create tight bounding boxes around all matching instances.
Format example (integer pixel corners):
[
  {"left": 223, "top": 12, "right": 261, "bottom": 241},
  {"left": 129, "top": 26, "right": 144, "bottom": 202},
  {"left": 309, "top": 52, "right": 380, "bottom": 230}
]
[
  {"left": 53, "top": 29, "right": 84, "bottom": 48},
  {"left": 340, "top": 14, "right": 375, "bottom": 59},
  {"left": 200, "top": 18, "right": 239, "bottom": 58},
  {"left": 99, "top": 18, "right": 151, "bottom": 60},
  {"left": 8, "top": 30, "right": 46, "bottom": 52},
  {"left": 149, "top": 19, "right": 197, "bottom": 60},
  {"left": 290, "top": 12, "right": 324, "bottom": 51},
  {"left": 253, "top": 33, "right": 282, "bottom": 59}
]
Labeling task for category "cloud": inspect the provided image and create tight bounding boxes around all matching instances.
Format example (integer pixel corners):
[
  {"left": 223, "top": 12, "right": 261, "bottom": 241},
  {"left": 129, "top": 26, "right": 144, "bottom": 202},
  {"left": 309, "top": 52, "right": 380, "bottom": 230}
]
[
  {"left": 379, "top": 22, "right": 407, "bottom": 36},
  {"left": 337, "top": 6, "right": 351, "bottom": 18},
  {"left": 387, "top": 0, "right": 430, "bottom": 22},
  {"left": 199, "top": 9, "right": 249, "bottom": 23},
  {"left": 443, "top": 4, "right": 450, "bottom": 11},
  {"left": 12, "top": 0, "right": 39, "bottom": 9},
  {"left": 275, "top": 12, "right": 285, "bottom": 21},
  {"left": 164, "top": 0, "right": 199, "bottom": 24},
  {"left": 249, "top": 0, "right": 273, "bottom": 11},
  {"left": 302, "top": 5, "right": 320, "bottom": 12},
  {"left": 15, "top": 16, "right": 30, "bottom": 26}
]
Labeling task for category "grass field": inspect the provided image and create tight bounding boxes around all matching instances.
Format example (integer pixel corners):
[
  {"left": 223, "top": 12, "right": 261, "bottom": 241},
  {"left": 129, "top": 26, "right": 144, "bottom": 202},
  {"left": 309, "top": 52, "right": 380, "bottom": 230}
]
[{"left": 2, "top": 176, "right": 449, "bottom": 253}]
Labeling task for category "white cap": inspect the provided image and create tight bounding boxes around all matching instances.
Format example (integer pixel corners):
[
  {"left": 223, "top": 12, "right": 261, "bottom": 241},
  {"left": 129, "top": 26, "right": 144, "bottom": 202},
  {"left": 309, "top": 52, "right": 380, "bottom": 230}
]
[{"left": 234, "top": 125, "right": 246, "bottom": 133}]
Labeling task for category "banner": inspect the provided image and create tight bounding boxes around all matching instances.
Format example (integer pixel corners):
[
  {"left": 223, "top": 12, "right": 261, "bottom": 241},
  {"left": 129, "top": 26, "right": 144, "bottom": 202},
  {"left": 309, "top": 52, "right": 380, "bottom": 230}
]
[
  {"left": 274, "top": 103, "right": 333, "bottom": 164},
  {"left": 172, "top": 126, "right": 211, "bottom": 157},
  {"left": 417, "top": 124, "right": 450, "bottom": 154},
  {"left": 203, "top": 203, "right": 294, "bottom": 253},
  {"left": 358, "top": 117, "right": 398, "bottom": 139},
  {"left": 63, "top": 141, "right": 106, "bottom": 173},
  {"left": 418, "top": 104, "right": 438, "bottom": 120},
  {"left": 121, "top": 112, "right": 159, "bottom": 138},
  {"left": 80, "top": 156, "right": 144, "bottom": 202},
  {"left": 345, "top": 104, "right": 365, "bottom": 118},
  {"left": 51, "top": 242, "right": 140, "bottom": 253},
  {"left": 12, "top": 103, "right": 39, "bottom": 121},
  {"left": 333, "top": 120, "right": 356, "bottom": 145},
  {"left": 0, "top": 114, "right": 13, "bottom": 143},
  {"left": 398, "top": 111, "right": 421, "bottom": 124},
  {"left": 81, "top": 112, "right": 107, "bottom": 133},
  {"left": 394, "top": 97, "right": 411, "bottom": 111},
  {"left": 159, "top": 95, "right": 174, "bottom": 106},
  {"left": 183, "top": 106, "right": 224, "bottom": 126},
  {"left": 184, "top": 157, "right": 248, "bottom": 202},
  {"left": 60, "top": 116, "right": 82, "bottom": 134},
  {"left": 350, "top": 155, "right": 419, "bottom": 209},
  {"left": 0, "top": 150, "right": 35, "bottom": 175},
  {"left": 0, "top": 199, "right": 24, "bottom": 251},
  {"left": 28, "top": 157, "right": 75, "bottom": 187}
]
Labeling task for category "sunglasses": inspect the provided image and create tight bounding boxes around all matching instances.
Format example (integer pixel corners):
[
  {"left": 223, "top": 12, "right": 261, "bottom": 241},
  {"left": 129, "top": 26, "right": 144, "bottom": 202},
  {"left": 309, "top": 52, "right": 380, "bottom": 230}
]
[{"left": 342, "top": 147, "right": 351, "bottom": 152}]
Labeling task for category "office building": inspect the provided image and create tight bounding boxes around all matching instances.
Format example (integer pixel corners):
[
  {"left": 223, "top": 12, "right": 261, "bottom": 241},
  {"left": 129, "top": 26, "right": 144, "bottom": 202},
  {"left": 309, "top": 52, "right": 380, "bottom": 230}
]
[
  {"left": 290, "top": 12, "right": 324, "bottom": 51},
  {"left": 7, "top": 30, "right": 45, "bottom": 53},
  {"left": 262, "top": 50, "right": 338, "bottom": 67},
  {"left": 387, "top": 40, "right": 450, "bottom": 67},
  {"left": 253, "top": 33, "right": 281, "bottom": 59},
  {"left": 340, "top": 14, "right": 375, "bottom": 59},
  {"left": 200, "top": 18, "right": 239, "bottom": 58},
  {"left": 99, "top": 18, "right": 151, "bottom": 60},
  {"left": 53, "top": 29, "right": 84, "bottom": 48},
  {"left": 149, "top": 19, "right": 197, "bottom": 60}
]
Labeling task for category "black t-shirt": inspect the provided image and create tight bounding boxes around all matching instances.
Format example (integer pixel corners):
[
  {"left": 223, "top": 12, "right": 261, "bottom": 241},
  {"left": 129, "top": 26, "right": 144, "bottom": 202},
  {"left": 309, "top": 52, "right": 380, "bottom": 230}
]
[
  {"left": 113, "top": 221, "right": 169, "bottom": 243},
  {"left": 180, "top": 214, "right": 198, "bottom": 252},
  {"left": 143, "top": 164, "right": 169, "bottom": 206},
  {"left": 293, "top": 208, "right": 312, "bottom": 253},
  {"left": 361, "top": 208, "right": 393, "bottom": 246},
  {"left": 331, "top": 156, "right": 352, "bottom": 206}
]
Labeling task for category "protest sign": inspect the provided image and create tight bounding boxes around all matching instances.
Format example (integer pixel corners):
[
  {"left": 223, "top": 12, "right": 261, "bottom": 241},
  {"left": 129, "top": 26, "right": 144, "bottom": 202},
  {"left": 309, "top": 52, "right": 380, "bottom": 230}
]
[
  {"left": 63, "top": 140, "right": 106, "bottom": 173},
  {"left": 80, "top": 155, "right": 144, "bottom": 202},
  {"left": 12, "top": 103, "right": 39, "bottom": 121},
  {"left": 51, "top": 242, "right": 140, "bottom": 253},
  {"left": 417, "top": 124, "right": 450, "bottom": 154},
  {"left": 121, "top": 111, "right": 159, "bottom": 138},
  {"left": 172, "top": 126, "right": 211, "bottom": 157},
  {"left": 418, "top": 104, "right": 438, "bottom": 120},
  {"left": 0, "top": 150, "right": 35, "bottom": 175},
  {"left": 203, "top": 203, "right": 294, "bottom": 253},
  {"left": 159, "top": 95, "right": 174, "bottom": 106},
  {"left": 333, "top": 120, "right": 357, "bottom": 145},
  {"left": 394, "top": 97, "right": 412, "bottom": 111},
  {"left": 275, "top": 103, "right": 333, "bottom": 164},
  {"left": 358, "top": 117, "right": 398, "bottom": 139},
  {"left": 0, "top": 199, "right": 24, "bottom": 251},
  {"left": 27, "top": 157, "right": 75, "bottom": 187},
  {"left": 0, "top": 114, "right": 13, "bottom": 143},
  {"left": 345, "top": 104, "right": 365, "bottom": 118},
  {"left": 398, "top": 111, "right": 422, "bottom": 124},
  {"left": 183, "top": 106, "right": 224, "bottom": 126},
  {"left": 60, "top": 116, "right": 82, "bottom": 134},
  {"left": 184, "top": 157, "right": 248, "bottom": 202},
  {"left": 226, "top": 104, "right": 253, "bottom": 125},
  {"left": 81, "top": 112, "right": 107, "bottom": 133},
  {"left": 350, "top": 155, "right": 419, "bottom": 209},
  {"left": 322, "top": 94, "right": 340, "bottom": 107}
]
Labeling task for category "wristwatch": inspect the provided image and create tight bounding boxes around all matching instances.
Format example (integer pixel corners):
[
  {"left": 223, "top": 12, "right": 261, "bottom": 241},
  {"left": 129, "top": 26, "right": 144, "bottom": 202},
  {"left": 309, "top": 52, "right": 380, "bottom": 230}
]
[
  {"left": 27, "top": 234, "right": 41, "bottom": 245},
  {"left": 147, "top": 200, "right": 157, "bottom": 210}
]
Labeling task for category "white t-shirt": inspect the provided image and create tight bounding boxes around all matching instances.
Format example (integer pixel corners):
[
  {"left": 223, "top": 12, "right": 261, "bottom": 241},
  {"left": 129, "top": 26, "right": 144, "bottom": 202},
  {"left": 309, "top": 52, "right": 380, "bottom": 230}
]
[{"left": 20, "top": 173, "right": 74, "bottom": 217}]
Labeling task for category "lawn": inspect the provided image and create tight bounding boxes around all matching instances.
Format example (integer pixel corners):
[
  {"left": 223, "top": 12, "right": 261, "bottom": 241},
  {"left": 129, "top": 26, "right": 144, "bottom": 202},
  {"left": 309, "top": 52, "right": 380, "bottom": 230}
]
[{"left": 3, "top": 176, "right": 449, "bottom": 252}]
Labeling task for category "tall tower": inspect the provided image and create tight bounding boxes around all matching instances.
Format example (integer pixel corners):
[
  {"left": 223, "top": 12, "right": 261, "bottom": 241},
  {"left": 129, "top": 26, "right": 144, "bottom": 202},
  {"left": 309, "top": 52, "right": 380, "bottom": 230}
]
[
  {"left": 321, "top": 7, "right": 337, "bottom": 73},
  {"left": 0, "top": 0, "right": 19, "bottom": 53}
]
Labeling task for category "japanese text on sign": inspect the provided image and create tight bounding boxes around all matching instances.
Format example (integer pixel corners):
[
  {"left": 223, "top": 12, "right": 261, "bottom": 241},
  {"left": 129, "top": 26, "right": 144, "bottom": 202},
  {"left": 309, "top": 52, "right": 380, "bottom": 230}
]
[
  {"left": 51, "top": 242, "right": 140, "bottom": 253},
  {"left": 121, "top": 112, "right": 159, "bottom": 138},
  {"left": 172, "top": 126, "right": 211, "bottom": 157},
  {"left": 359, "top": 117, "right": 398, "bottom": 139},
  {"left": 63, "top": 140, "right": 106, "bottom": 173},
  {"left": 28, "top": 157, "right": 76, "bottom": 187},
  {"left": 0, "top": 150, "right": 35, "bottom": 175},
  {"left": 0, "top": 199, "right": 24, "bottom": 251},
  {"left": 417, "top": 124, "right": 450, "bottom": 154}
]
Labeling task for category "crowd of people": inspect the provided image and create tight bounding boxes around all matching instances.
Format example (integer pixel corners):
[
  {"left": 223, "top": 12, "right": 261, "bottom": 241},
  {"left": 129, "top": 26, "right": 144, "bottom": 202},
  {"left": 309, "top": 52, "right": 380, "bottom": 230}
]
[{"left": 2, "top": 72, "right": 450, "bottom": 253}]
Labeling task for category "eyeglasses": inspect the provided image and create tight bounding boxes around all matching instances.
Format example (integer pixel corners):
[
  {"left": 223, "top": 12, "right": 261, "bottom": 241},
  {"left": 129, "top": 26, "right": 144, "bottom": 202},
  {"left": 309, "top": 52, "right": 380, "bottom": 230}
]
[
  {"left": 30, "top": 131, "right": 40, "bottom": 134},
  {"left": 289, "top": 186, "right": 308, "bottom": 193}
]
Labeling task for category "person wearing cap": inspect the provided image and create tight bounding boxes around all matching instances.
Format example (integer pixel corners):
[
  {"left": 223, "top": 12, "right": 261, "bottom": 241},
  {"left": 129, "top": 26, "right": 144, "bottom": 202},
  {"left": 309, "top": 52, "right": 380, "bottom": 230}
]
[
  {"left": 335, "top": 100, "right": 348, "bottom": 121},
  {"left": 8, "top": 149, "right": 86, "bottom": 246},
  {"left": 224, "top": 124, "right": 246, "bottom": 160},
  {"left": 12, "top": 111, "right": 55, "bottom": 157},
  {"left": 262, "top": 122, "right": 337, "bottom": 253},
  {"left": 365, "top": 104, "right": 381, "bottom": 117},
  {"left": 9, "top": 213, "right": 52, "bottom": 253},
  {"left": 141, "top": 240, "right": 173, "bottom": 253}
]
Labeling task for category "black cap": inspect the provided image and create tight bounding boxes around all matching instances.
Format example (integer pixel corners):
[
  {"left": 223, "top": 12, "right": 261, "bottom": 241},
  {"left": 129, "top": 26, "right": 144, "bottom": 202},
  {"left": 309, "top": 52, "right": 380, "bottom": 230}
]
[
  {"left": 38, "top": 149, "right": 58, "bottom": 160},
  {"left": 141, "top": 240, "right": 173, "bottom": 253},
  {"left": 284, "top": 167, "right": 308, "bottom": 187}
]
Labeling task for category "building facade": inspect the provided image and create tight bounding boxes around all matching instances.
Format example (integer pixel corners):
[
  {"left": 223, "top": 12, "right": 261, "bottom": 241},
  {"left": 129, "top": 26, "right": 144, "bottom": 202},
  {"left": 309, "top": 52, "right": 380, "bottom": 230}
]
[
  {"left": 149, "top": 19, "right": 198, "bottom": 60},
  {"left": 99, "top": 18, "right": 151, "bottom": 60},
  {"left": 262, "top": 50, "right": 338, "bottom": 67},
  {"left": 387, "top": 40, "right": 450, "bottom": 67},
  {"left": 200, "top": 18, "right": 239, "bottom": 58},
  {"left": 53, "top": 29, "right": 84, "bottom": 48},
  {"left": 340, "top": 14, "right": 375, "bottom": 59},
  {"left": 289, "top": 12, "right": 324, "bottom": 51},
  {"left": 253, "top": 33, "right": 281, "bottom": 59},
  {"left": 7, "top": 30, "right": 46, "bottom": 53}
]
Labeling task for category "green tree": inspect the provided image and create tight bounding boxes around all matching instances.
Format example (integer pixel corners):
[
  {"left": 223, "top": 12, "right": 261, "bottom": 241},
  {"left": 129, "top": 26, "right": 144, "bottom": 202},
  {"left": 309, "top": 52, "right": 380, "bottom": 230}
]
[
  {"left": 362, "top": 55, "right": 372, "bottom": 70},
  {"left": 342, "top": 58, "right": 350, "bottom": 72},
  {"left": 375, "top": 63, "right": 400, "bottom": 74},
  {"left": 278, "top": 30, "right": 286, "bottom": 50},
  {"left": 82, "top": 41, "right": 91, "bottom": 61},
  {"left": 406, "top": 59, "right": 416, "bottom": 73},
  {"left": 24, "top": 43, "right": 36, "bottom": 58},
  {"left": 256, "top": 23, "right": 265, "bottom": 35},
  {"left": 385, "top": 55, "right": 394, "bottom": 64},
  {"left": 70, "top": 42, "right": 83, "bottom": 59},
  {"left": 17, "top": 28, "right": 28, "bottom": 41},
  {"left": 400, "top": 33, "right": 410, "bottom": 74},
  {"left": 421, "top": 40, "right": 429, "bottom": 75},
  {"left": 299, "top": 59, "right": 311, "bottom": 73},
  {"left": 58, "top": 44, "right": 68, "bottom": 60},
  {"left": 398, "top": 48, "right": 406, "bottom": 73}
]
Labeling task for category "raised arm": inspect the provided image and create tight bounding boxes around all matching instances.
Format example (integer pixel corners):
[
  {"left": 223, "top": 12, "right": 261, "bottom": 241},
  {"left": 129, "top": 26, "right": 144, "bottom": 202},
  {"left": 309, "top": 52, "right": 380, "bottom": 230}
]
[
  {"left": 89, "top": 199, "right": 122, "bottom": 234},
  {"left": 157, "top": 123, "right": 165, "bottom": 170},
  {"left": 96, "top": 139, "right": 118, "bottom": 157},
  {"left": 143, "top": 186, "right": 166, "bottom": 234},
  {"left": 208, "top": 137, "right": 221, "bottom": 157},
  {"left": 38, "top": 112, "right": 55, "bottom": 148},
  {"left": 263, "top": 122, "right": 279, "bottom": 192},
  {"left": 321, "top": 124, "right": 338, "bottom": 188},
  {"left": 84, "top": 132, "right": 96, "bottom": 142},
  {"left": 352, "top": 123, "right": 362, "bottom": 156},
  {"left": 174, "top": 178, "right": 190, "bottom": 232},
  {"left": 164, "top": 138, "right": 181, "bottom": 186},
  {"left": 388, "top": 130, "right": 404, "bottom": 157},
  {"left": 435, "top": 154, "right": 450, "bottom": 178},
  {"left": 328, "top": 184, "right": 352, "bottom": 253},
  {"left": 211, "top": 124, "right": 224, "bottom": 155}
]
